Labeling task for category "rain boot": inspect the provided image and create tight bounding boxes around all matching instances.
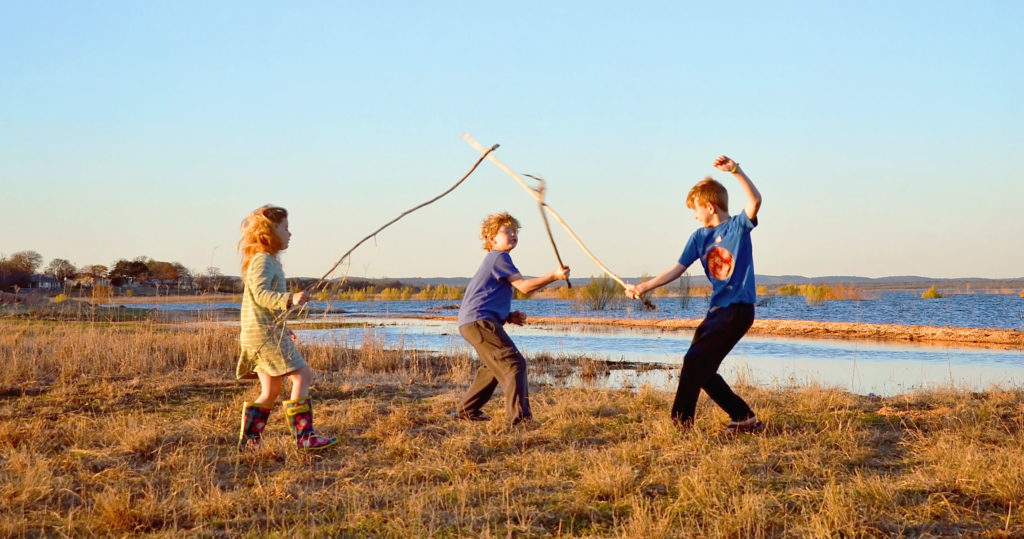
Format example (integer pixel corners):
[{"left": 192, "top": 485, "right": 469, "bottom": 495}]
[
  {"left": 238, "top": 402, "right": 272, "bottom": 452},
  {"left": 283, "top": 397, "right": 339, "bottom": 451}
]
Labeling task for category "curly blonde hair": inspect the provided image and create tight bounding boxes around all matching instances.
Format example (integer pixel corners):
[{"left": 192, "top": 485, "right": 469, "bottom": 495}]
[
  {"left": 239, "top": 205, "right": 288, "bottom": 275},
  {"left": 686, "top": 177, "right": 729, "bottom": 212},
  {"left": 479, "top": 212, "right": 521, "bottom": 250}
]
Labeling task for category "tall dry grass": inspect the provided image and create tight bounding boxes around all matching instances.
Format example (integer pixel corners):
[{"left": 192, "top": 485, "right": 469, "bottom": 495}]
[
  {"left": 777, "top": 283, "right": 864, "bottom": 305},
  {"left": 2, "top": 319, "right": 1023, "bottom": 536}
]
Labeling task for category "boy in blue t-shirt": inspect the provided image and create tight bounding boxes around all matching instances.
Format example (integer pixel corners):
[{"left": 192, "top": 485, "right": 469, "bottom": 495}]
[
  {"left": 625, "top": 155, "right": 764, "bottom": 434},
  {"left": 454, "top": 212, "right": 570, "bottom": 426}
]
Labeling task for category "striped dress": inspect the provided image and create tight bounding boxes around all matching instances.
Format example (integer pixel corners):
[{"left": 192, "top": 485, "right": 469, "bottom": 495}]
[{"left": 235, "top": 252, "right": 307, "bottom": 379}]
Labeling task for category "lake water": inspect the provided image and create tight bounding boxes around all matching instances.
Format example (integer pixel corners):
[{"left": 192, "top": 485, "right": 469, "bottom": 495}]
[
  {"left": 141, "top": 291, "right": 1024, "bottom": 330},
  {"left": 298, "top": 316, "right": 1024, "bottom": 397},
  {"left": 131, "top": 292, "right": 1024, "bottom": 396}
]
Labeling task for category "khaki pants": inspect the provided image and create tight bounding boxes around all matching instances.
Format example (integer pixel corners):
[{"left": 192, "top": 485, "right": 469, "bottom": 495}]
[{"left": 457, "top": 319, "right": 532, "bottom": 422}]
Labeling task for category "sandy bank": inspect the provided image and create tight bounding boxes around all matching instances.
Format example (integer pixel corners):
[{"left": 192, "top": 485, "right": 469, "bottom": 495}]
[
  {"left": 536, "top": 317, "right": 1024, "bottom": 349},
  {"left": 420, "top": 315, "right": 1024, "bottom": 350}
]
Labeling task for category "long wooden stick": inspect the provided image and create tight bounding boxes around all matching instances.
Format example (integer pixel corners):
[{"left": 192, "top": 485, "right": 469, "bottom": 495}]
[
  {"left": 463, "top": 133, "right": 634, "bottom": 292},
  {"left": 524, "top": 174, "right": 570, "bottom": 288}
]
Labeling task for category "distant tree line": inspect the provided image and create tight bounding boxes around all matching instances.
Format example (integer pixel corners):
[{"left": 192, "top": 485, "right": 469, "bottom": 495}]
[
  {"left": 0, "top": 250, "right": 239, "bottom": 294},
  {"left": 0, "top": 251, "right": 458, "bottom": 297}
]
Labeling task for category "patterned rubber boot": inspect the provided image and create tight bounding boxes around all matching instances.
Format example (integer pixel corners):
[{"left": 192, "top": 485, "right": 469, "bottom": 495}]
[
  {"left": 238, "top": 402, "right": 272, "bottom": 452},
  {"left": 283, "top": 397, "right": 339, "bottom": 451}
]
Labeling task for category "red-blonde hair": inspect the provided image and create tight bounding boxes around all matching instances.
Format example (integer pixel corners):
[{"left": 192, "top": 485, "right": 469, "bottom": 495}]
[
  {"left": 239, "top": 205, "right": 288, "bottom": 275},
  {"left": 479, "top": 212, "right": 521, "bottom": 250},
  {"left": 686, "top": 177, "right": 729, "bottom": 212}
]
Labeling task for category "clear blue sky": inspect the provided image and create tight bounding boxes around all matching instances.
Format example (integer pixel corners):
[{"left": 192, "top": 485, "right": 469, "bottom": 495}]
[{"left": 3, "top": 2, "right": 1022, "bottom": 280}]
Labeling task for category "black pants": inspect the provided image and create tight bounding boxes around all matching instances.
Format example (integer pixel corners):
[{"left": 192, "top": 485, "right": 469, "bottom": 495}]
[
  {"left": 672, "top": 303, "right": 755, "bottom": 424},
  {"left": 457, "top": 319, "right": 531, "bottom": 422}
]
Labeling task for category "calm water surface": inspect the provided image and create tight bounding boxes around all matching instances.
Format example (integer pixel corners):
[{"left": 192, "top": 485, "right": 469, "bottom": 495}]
[
  {"left": 142, "top": 291, "right": 1024, "bottom": 329},
  {"left": 297, "top": 316, "right": 1024, "bottom": 397},
  {"left": 134, "top": 292, "right": 1024, "bottom": 395}
]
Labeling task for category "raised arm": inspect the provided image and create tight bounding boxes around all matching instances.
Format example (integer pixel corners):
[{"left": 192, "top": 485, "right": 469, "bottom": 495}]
[
  {"left": 713, "top": 155, "right": 761, "bottom": 221},
  {"left": 624, "top": 262, "right": 688, "bottom": 299}
]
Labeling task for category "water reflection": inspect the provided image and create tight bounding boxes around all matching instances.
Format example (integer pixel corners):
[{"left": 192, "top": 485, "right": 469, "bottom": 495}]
[{"left": 299, "top": 317, "right": 1024, "bottom": 397}]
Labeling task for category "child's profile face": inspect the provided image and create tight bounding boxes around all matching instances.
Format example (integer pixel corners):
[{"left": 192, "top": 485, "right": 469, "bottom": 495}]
[
  {"left": 274, "top": 218, "right": 291, "bottom": 250},
  {"left": 691, "top": 199, "right": 716, "bottom": 228},
  {"left": 489, "top": 225, "right": 518, "bottom": 252}
]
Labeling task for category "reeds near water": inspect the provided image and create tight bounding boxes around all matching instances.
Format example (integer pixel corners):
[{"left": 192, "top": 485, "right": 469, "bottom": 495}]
[{"left": 2, "top": 319, "right": 1023, "bottom": 536}]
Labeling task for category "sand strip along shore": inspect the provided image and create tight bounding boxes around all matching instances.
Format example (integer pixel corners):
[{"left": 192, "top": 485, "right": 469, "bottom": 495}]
[{"left": 417, "top": 315, "right": 1024, "bottom": 350}]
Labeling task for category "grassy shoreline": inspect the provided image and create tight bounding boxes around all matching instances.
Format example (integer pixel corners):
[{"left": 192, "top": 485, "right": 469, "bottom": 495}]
[{"left": 2, "top": 320, "right": 1023, "bottom": 536}]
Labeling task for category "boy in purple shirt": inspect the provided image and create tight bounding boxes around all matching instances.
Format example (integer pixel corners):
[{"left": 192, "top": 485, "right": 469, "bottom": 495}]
[
  {"left": 454, "top": 212, "right": 570, "bottom": 427},
  {"left": 626, "top": 155, "right": 764, "bottom": 434}
]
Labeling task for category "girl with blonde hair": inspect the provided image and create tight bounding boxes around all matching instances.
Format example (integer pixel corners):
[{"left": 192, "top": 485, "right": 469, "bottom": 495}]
[{"left": 236, "top": 204, "right": 338, "bottom": 451}]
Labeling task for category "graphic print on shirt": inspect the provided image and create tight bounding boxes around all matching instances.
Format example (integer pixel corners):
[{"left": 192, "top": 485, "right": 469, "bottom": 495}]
[{"left": 706, "top": 246, "right": 735, "bottom": 281}]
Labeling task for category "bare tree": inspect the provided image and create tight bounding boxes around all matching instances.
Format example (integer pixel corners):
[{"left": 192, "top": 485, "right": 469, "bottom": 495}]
[
  {"left": 9, "top": 251, "right": 43, "bottom": 273},
  {"left": 45, "top": 258, "right": 77, "bottom": 285},
  {"left": 196, "top": 266, "right": 225, "bottom": 293},
  {"left": 677, "top": 268, "right": 691, "bottom": 309}
]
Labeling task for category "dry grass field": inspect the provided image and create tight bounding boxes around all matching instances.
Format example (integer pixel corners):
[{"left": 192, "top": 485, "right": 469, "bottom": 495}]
[{"left": 2, "top": 317, "right": 1024, "bottom": 537}]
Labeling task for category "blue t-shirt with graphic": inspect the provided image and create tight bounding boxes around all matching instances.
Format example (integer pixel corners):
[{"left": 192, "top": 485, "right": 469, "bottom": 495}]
[
  {"left": 678, "top": 212, "right": 757, "bottom": 308},
  {"left": 458, "top": 250, "right": 520, "bottom": 326}
]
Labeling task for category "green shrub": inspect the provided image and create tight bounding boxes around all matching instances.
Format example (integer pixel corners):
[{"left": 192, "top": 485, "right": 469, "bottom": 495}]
[
  {"left": 777, "top": 283, "right": 860, "bottom": 305},
  {"left": 676, "top": 271, "right": 691, "bottom": 309},
  {"left": 579, "top": 275, "right": 620, "bottom": 310},
  {"left": 414, "top": 285, "right": 463, "bottom": 301},
  {"left": 339, "top": 288, "right": 369, "bottom": 301},
  {"left": 92, "top": 285, "right": 113, "bottom": 302},
  {"left": 802, "top": 284, "right": 828, "bottom": 306},
  {"left": 379, "top": 287, "right": 415, "bottom": 301},
  {"left": 778, "top": 284, "right": 800, "bottom": 296},
  {"left": 921, "top": 285, "right": 943, "bottom": 299}
]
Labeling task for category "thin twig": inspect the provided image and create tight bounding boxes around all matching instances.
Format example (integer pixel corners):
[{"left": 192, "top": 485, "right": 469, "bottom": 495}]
[{"left": 306, "top": 143, "right": 499, "bottom": 294}]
